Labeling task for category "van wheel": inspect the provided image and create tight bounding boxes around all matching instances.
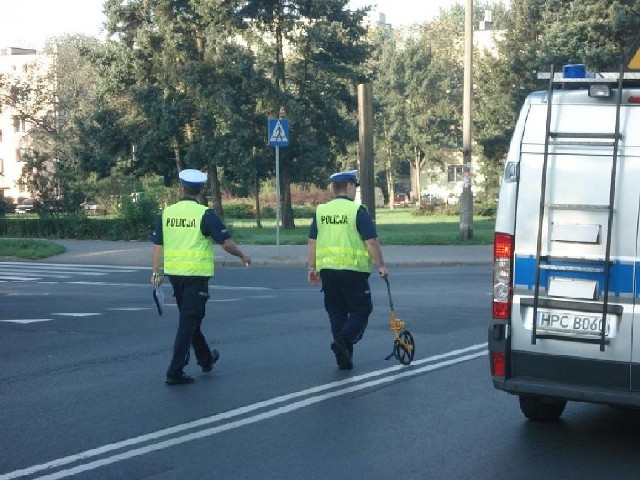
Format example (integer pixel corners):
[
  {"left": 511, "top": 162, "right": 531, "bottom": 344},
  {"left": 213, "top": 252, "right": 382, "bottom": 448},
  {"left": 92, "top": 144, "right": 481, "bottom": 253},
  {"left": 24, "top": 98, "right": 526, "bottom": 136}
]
[{"left": 518, "top": 395, "right": 566, "bottom": 421}]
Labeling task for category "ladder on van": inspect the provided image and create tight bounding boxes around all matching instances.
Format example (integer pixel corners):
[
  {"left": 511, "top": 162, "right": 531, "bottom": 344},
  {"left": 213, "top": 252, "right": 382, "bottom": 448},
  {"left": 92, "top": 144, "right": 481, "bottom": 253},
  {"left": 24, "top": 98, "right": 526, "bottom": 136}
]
[{"left": 530, "top": 63, "right": 626, "bottom": 351}]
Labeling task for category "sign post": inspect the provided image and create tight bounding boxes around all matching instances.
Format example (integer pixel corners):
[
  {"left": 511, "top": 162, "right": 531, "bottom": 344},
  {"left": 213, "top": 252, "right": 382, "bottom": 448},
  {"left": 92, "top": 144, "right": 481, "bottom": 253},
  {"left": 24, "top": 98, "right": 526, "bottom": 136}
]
[{"left": 267, "top": 118, "right": 289, "bottom": 253}]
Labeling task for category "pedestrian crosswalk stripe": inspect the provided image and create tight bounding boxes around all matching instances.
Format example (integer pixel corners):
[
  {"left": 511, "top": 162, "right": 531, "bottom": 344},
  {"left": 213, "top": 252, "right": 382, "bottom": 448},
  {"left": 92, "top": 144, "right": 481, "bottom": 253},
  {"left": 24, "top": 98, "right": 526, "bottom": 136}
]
[{"left": 1, "top": 319, "right": 52, "bottom": 324}]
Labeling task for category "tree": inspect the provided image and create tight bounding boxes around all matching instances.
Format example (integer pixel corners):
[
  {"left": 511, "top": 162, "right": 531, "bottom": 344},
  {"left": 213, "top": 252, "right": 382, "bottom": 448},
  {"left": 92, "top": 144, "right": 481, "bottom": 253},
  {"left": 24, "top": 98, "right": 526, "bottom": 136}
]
[
  {"left": 235, "top": 0, "right": 370, "bottom": 228},
  {"left": 0, "top": 35, "right": 114, "bottom": 211}
]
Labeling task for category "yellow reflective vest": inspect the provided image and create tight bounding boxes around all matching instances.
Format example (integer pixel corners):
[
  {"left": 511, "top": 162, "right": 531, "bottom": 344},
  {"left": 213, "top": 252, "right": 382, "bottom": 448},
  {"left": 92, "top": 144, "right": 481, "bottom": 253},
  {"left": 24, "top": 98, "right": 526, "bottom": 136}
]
[
  {"left": 162, "top": 200, "right": 214, "bottom": 276},
  {"left": 316, "top": 198, "right": 371, "bottom": 273}
]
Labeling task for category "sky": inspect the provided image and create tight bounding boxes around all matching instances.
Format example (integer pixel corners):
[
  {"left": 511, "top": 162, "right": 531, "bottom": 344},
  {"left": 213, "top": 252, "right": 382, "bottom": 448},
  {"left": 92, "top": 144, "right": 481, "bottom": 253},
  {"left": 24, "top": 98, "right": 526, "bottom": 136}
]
[{"left": 0, "top": 0, "right": 508, "bottom": 50}]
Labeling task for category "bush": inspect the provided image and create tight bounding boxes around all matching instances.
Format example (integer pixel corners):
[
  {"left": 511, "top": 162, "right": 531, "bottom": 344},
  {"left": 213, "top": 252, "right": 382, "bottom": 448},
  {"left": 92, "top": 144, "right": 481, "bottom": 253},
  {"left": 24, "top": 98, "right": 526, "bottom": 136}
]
[
  {"left": 293, "top": 205, "right": 315, "bottom": 219},
  {"left": 475, "top": 202, "right": 497, "bottom": 217},
  {"left": 0, "top": 198, "right": 14, "bottom": 217},
  {"left": 223, "top": 201, "right": 255, "bottom": 219}
]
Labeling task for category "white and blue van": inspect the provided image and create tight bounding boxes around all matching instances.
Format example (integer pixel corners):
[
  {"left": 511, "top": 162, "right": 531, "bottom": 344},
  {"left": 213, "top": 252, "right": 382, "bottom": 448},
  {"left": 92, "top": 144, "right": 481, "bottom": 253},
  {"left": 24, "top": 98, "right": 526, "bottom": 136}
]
[{"left": 488, "top": 59, "right": 640, "bottom": 420}]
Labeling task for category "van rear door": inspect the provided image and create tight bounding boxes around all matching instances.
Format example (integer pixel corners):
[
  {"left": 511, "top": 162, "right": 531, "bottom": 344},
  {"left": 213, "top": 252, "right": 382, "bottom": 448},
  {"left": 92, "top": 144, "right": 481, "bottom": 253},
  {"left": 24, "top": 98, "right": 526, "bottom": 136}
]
[{"left": 509, "top": 95, "right": 638, "bottom": 396}]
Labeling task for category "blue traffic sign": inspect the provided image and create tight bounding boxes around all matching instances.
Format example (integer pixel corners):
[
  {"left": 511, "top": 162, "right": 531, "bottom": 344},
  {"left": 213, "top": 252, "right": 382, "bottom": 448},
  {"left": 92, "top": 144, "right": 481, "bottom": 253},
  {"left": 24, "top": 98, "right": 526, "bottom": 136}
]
[{"left": 268, "top": 119, "right": 289, "bottom": 147}]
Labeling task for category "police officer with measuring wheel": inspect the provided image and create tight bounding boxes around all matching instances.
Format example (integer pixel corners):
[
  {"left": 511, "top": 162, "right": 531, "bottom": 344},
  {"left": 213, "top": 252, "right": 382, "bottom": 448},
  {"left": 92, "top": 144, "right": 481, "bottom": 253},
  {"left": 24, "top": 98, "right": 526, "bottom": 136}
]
[
  {"left": 151, "top": 169, "right": 251, "bottom": 385},
  {"left": 307, "top": 170, "right": 388, "bottom": 370}
]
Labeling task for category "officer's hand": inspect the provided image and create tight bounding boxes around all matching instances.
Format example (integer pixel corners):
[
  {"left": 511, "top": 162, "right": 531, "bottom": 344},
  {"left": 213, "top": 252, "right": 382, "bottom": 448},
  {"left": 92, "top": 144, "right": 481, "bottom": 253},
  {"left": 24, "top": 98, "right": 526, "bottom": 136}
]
[
  {"left": 308, "top": 269, "right": 319, "bottom": 286},
  {"left": 241, "top": 253, "right": 251, "bottom": 266},
  {"left": 151, "top": 272, "right": 164, "bottom": 287},
  {"left": 378, "top": 266, "right": 389, "bottom": 279}
]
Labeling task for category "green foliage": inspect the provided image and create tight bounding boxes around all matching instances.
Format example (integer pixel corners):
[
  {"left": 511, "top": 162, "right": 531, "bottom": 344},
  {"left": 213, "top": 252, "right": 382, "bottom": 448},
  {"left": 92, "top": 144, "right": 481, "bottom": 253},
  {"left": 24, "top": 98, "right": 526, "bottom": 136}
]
[
  {"left": 119, "top": 194, "right": 160, "bottom": 235},
  {"left": 474, "top": 202, "right": 498, "bottom": 217},
  {"left": 6, "top": 0, "right": 640, "bottom": 240},
  {"left": 223, "top": 201, "right": 255, "bottom": 220},
  {"left": 0, "top": 216, "right": 153, "bottom": 241},
  {"left": 222, "top": 201, "right": 315, "bottom": 221},
  {"left": 0, "top": 239, "right": 66, "bottom": 259},
  {"left": 0, "top": 198, "right": 13, "bottom": 217}
]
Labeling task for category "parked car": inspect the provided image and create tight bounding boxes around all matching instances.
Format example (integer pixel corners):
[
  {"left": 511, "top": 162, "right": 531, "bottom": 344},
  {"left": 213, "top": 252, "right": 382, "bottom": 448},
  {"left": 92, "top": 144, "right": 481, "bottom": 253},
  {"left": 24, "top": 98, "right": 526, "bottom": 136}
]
[
  {"left": 393, "top": 193, "right": 409, "bottom": 207},
  {"left": 15, "top": 199, "right": 35, "bottom": 214},
  {"left": 82, "top": 201, "right": 108, "bottom": 216},
  {"left": 420, "top": 193, "right": 444, "bottom": 206},
  {"left": 447, "top": 193, "right": 460, "bottom": 205}
]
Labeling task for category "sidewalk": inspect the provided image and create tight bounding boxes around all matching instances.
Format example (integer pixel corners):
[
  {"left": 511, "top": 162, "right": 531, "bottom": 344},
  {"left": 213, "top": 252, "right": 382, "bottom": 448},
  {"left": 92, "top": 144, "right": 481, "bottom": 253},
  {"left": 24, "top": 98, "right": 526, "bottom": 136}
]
[{"left": 37, "top": 239, "right": 492, "bottom": 268}]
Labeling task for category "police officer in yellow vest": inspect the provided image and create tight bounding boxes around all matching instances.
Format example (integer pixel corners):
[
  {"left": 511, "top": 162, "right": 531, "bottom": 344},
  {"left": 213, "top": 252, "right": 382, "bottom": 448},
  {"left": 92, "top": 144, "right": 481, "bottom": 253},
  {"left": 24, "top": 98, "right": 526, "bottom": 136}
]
[
  {"left": 307, "top": 170, "right": 388, "bottom": 370},
  {"left": 151, "top": 169, "right": 251, "bottom": 385}
]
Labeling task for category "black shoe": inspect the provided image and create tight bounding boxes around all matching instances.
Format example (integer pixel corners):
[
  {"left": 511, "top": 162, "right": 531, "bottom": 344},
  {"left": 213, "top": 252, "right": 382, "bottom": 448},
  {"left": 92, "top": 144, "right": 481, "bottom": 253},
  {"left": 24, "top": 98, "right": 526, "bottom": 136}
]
[
  {"left": 331, "top": 342, "right": 353, "bottom": 370},
  {"left": 165, "top": 371, "right": 194, "bottom": 385},
  {"left": 201, "top": 349, "right": 220, "bottom": 373}
]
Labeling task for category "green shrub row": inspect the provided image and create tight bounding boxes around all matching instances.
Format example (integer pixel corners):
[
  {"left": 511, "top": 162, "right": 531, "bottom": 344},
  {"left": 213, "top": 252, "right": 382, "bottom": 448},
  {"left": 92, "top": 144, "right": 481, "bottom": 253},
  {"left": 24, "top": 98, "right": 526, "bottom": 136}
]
[
  {"left": 410, "top": 202, "right": 497, "bottom": 217},
  {"left": 223, "top": 201, "right": 315, "bottom": 220},
  {"left": 0, "top": 216, "right": 155, "bottom": 241}
]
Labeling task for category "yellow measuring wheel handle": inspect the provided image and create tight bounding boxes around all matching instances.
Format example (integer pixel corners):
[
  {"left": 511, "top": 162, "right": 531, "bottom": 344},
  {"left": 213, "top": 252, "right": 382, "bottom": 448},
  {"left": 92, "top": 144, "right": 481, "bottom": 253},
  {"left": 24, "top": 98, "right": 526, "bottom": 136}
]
[{"left": 389, "top": 317, "right": 406, "bottom": 332}]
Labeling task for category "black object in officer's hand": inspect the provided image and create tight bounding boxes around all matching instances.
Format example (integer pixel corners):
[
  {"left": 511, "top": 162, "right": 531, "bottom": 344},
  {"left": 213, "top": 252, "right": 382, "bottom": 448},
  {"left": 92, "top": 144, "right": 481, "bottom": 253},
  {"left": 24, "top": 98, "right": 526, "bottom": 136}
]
[{"left": 153, "top": 286, "right": 164, "bottom": 315}]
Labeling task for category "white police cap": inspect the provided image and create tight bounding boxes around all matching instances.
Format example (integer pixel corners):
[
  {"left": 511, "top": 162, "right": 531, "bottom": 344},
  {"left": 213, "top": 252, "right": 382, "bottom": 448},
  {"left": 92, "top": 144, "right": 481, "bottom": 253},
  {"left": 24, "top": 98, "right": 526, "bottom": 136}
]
[
  {"left": 329, "top": 169, "right": 359, "bottom": 185},
  {"left": 179, "top": 169, "right": 207, "bottom": 189}
]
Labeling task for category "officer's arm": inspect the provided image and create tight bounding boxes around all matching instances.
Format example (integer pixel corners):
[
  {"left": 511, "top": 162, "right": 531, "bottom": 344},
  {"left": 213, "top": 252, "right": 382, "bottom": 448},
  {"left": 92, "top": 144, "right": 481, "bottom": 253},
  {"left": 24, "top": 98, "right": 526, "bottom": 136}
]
[
  {"left": 151, "top": 244, "right": 164, "bottom": 286},
  {"left": 307, "top": 239, "right": 319, "bottom": 285},
  {"left": 365, "top": 238, "right": 388, "bottom": 279},
  {"left": 221, "top": 239, "right": 251, "bottom": 266}
]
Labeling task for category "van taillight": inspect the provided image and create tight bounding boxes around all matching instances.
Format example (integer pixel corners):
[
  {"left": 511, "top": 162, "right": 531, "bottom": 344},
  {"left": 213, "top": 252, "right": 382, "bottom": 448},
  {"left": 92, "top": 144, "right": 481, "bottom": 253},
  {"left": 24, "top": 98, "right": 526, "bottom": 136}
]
[
  {"left": 491, "top": 353, "right": 505, "bottom": 377},
  {"left": 493, "top": 232, "right": 513, "bottom": 319}
]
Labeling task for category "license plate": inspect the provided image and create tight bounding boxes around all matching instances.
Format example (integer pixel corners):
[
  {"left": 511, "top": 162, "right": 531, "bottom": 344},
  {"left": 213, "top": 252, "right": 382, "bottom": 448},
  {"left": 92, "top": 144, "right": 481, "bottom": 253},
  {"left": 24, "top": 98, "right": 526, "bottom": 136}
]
[{"left": 529, "top": 309, "right": 618, "bottom": 339}]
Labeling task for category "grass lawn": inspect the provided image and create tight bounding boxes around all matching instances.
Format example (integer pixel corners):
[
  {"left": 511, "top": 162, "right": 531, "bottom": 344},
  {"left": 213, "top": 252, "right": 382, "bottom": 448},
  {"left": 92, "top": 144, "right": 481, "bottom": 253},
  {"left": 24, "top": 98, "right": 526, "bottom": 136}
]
[
  {"left": 229, "top": 209, "right": 494, "bottom": 245},
  {"left": 0, "top": 209, "right": 495, "bottom": 259},
  {"left": 0, "top": 239, "right": 66, "bottom": 259}
]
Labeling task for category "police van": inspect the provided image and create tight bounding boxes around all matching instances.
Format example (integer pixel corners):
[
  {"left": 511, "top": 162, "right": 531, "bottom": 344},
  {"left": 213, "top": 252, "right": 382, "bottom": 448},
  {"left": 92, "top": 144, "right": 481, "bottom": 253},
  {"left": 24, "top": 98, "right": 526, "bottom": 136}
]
[{"left": 488, "top": 47, "right": 640, "bottom": 420}]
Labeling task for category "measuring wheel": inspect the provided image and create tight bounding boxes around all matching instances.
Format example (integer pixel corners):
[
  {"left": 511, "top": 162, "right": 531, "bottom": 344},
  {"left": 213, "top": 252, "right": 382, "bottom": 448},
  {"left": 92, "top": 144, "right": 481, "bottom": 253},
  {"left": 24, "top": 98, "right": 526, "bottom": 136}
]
[{"left": 394, "top": 330, "right": 415, "bottom": 365}]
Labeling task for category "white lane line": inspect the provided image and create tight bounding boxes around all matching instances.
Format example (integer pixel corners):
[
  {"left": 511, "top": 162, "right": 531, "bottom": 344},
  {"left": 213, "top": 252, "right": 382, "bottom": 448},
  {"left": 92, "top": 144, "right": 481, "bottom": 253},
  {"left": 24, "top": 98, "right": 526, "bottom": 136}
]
[
  {"left": 0, "top": 277, "right": 43, "bottom": 281},
  {"left": 0, "top": 270, "right": 71, "bottom": 280},
  {"left": 107, "top": 308, "right": 149, "bottom": 311},
  {"left": 1, "top": 269, "right": 99, "bottom": 277},
  {"left": 0, "top": 343, "right": 487, "bottom": 480},
  {"left": 0, "top": 262, "right": 148, "bottom": 272},
  {"left": 0, "top": 319, "right": 52, "bottom": 324},
  {"left": 65, "top": 282, "right": 145, "bottom": 287},
  {"left": 52, "top": 313, "right": 101, "bottom": 317},
  {"left": 5, "top": 293, "right": 51, "bottom": 297},
  {"left": 39, "top": 350, "right": 490, "bottom": 480},
  {"left": 212, "top": 285, "right": 272, "bottom": 291}
]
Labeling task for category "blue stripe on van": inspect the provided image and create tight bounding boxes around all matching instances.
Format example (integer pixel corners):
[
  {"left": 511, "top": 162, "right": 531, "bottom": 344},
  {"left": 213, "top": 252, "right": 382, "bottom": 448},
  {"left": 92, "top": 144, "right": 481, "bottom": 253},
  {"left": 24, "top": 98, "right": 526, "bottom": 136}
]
[{"left": 514, "top": 255, "right": 635, "bottom": 297}]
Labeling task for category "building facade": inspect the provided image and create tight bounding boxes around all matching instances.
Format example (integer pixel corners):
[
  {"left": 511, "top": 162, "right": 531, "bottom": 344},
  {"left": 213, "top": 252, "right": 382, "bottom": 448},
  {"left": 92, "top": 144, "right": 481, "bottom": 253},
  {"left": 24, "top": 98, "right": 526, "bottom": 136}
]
[{"left": 0, "top": 47, "right": 40, "bottom": 204}]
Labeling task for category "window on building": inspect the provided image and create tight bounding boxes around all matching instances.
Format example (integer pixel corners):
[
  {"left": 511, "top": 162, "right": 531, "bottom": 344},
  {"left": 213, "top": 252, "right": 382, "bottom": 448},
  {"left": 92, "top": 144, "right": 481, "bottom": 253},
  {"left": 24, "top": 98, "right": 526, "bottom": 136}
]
[
  {"left": 0, "top": 129, "right": 3, "bottom": 142},
  {"left": 15, "top": 149, "right": 21, "bottom": 162},
  {"left": 0, "top": 158, "right": 3, "bottom": 175},
  {"left": 448, "top": 165, "right": 464, "bottom": 183},
  {"left": 12, "top": 117, "right": 26, "bottom": 133}
]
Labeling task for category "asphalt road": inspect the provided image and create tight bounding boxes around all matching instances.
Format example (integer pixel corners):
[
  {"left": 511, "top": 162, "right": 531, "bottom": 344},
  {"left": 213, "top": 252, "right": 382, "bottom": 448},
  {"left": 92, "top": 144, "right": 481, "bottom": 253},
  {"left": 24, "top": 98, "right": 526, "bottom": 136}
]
[{"left": 1, "top": 263, "right": 640, "bottom": 480}]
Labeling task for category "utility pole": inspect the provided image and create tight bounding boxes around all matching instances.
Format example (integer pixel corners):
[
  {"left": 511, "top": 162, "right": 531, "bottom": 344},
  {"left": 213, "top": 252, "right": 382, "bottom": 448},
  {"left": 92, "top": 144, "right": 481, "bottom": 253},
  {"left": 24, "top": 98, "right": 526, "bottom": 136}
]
[
  {"left": 358, "top": 83, "right": 375, "bottom": 222},
  {"left": 459, "top": 0, "right": 474, "bottom": 240}
]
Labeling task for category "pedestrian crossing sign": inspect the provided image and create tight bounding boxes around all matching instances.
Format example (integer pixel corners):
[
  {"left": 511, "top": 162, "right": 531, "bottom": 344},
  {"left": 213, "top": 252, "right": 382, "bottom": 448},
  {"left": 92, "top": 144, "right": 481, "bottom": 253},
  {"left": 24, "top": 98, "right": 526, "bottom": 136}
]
[{"left": 268, "top": 119, "right": 289, "bottom": 147}]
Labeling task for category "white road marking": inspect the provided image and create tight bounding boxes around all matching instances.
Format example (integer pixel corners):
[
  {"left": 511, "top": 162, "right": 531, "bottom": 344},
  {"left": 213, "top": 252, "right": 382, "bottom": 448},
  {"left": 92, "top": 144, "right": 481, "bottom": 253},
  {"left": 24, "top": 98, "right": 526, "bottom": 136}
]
[
  {"left": 0, "top": 262, "right": 147, "bottom": 272},
  {"left": 0, "top": 276, "right": 42, "bottom": 281},
  {"left": 52, "top": 313, "right": 101, "bottom": 317},
  {"left": 0, "top": 319, "right": 52, "bottom": 324},
  {"left": 107, "top": 308, "right": 149, "bottom": 311},
  {"left": 0, "top": 343, "right": 487, "bottom": 480}
]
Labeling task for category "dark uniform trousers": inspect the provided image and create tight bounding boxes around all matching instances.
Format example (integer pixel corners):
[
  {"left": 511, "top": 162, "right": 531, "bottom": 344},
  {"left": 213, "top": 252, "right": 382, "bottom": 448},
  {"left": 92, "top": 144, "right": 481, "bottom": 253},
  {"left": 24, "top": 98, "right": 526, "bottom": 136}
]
[
  {"left": 319, "top": 269, "right": 373, "bottom": 347},
  {"left": 167, "top": 275, "right": 213, "bottom": 377}
]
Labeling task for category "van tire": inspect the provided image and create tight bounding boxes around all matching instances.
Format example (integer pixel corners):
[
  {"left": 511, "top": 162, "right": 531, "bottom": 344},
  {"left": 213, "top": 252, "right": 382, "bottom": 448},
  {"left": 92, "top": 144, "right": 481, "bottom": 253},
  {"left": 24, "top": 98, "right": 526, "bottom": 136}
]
[{"left": 518, "top": 395, "right": 566, "bottom": 421}]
